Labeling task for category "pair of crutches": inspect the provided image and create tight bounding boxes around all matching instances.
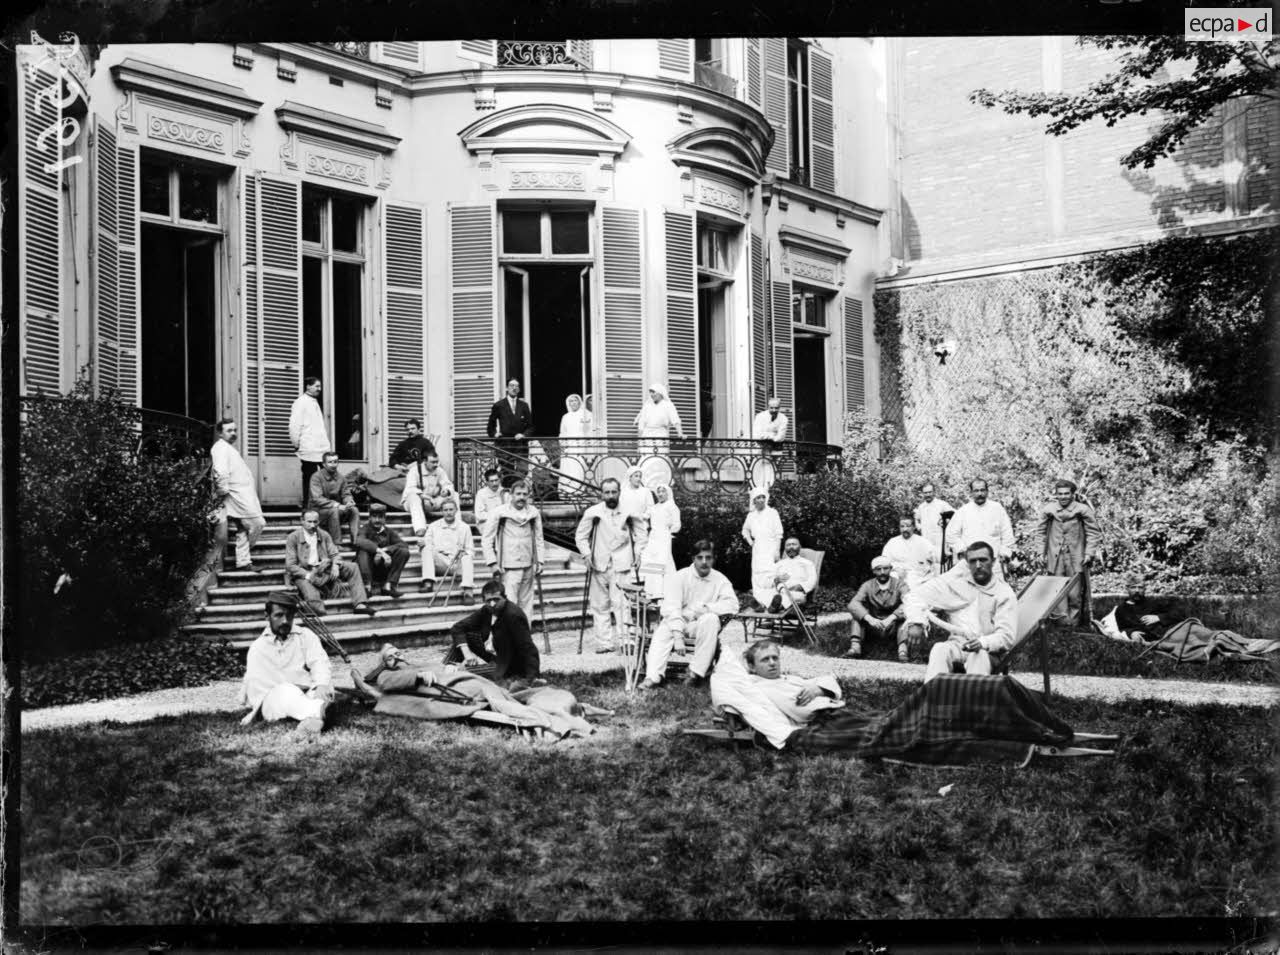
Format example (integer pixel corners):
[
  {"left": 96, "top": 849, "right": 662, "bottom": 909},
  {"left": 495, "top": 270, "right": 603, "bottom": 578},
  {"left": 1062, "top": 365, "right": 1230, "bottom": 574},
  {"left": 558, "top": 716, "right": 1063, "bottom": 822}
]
[
  {"left": 427, "top": 542, "right": 463, "bottom": 608},
  {"left": 576, "top": 514, "right": 643, "bottom": 655},
  {"left": 495, "top": 515, "right": 552, "bottom": 655},
  {"left": 296, "top": 601, "right": 352, "bottom": 665},
  {"left": 771, "top": 579, "right": 819, "bottom": 647}
]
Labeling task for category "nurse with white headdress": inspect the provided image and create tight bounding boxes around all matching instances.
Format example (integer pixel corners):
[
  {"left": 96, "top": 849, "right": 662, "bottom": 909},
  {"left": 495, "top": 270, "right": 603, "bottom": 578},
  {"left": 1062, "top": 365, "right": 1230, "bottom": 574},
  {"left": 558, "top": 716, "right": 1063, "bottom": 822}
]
[
  {"left": 634, "top": 382, "right": 684, "bottom": 487},
  {"left": 741, "top": 485, "right": 784, "bottom": 608},
  {"left": 619, "top": 465, "right": 653, "bottom": 528},
  {"left": 639, "top": 481, "right": 681, "bottom": 598},
  {"left": 558, "top": 393, "right": 593, "bottom": 497}
]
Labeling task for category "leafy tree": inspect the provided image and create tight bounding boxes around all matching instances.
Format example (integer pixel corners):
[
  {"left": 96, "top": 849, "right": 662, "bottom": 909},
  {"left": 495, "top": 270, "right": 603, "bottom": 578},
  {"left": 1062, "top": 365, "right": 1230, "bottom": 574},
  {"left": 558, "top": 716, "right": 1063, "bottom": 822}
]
[{"left": 970, "top": 36, "right": 1279, "bottom": 169}]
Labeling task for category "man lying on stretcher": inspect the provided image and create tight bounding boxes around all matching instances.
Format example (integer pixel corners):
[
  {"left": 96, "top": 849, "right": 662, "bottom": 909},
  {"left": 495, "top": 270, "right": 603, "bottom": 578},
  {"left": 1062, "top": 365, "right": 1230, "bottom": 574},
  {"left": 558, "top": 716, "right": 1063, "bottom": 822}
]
[{"left": 709, "top": 638, "right": 845, "bottom": 748}]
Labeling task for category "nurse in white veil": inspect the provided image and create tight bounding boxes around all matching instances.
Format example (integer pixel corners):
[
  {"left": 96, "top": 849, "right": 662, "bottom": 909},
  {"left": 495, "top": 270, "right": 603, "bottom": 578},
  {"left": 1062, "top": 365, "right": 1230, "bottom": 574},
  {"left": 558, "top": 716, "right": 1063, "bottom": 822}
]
[{"left": 558, "top": 393, "right": 592, "bottom": 497}]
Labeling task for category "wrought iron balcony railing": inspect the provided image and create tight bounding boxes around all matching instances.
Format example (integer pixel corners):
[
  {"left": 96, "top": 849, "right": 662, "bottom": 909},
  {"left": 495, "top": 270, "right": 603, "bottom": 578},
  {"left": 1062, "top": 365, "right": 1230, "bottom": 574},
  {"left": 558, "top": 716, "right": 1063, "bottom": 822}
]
[{"left": 497, "top": 41, "right": 590, "bottom": 69}]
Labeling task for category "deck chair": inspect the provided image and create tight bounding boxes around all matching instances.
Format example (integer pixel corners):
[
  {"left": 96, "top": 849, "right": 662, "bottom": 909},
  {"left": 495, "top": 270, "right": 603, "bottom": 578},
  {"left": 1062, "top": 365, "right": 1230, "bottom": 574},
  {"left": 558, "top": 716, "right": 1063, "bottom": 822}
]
[
  {"left": 736, "top": 548, "right": 824, "bottom": 647},
  {"left": 986, "top": 573, "right": 1079, "bottom": 698}
]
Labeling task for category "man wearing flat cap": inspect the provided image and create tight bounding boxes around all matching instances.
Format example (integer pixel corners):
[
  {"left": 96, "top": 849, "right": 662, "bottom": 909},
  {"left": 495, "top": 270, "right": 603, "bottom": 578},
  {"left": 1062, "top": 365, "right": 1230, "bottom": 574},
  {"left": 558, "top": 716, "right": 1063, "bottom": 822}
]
[
  {"left": 1034, "top": 478, "right": 1098, "bottom": 627},
  {"left": 846, "top": 556, "right": 911, "bottom": 661},
  {"left": 240, "top": 591, "right": 335, "bottom": 737}
]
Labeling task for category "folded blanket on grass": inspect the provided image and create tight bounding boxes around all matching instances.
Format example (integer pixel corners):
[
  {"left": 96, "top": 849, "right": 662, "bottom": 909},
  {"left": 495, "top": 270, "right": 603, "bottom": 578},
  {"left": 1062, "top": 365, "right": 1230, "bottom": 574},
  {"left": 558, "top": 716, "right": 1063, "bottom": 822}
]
[{"left": 1144, "top": 619, "right": 1280, "bottom": 663}]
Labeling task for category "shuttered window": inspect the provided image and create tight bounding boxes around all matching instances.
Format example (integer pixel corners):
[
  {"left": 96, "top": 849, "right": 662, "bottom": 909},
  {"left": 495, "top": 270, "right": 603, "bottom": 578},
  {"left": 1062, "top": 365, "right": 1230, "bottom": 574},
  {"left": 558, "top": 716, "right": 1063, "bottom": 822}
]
[
  {"left": 762, "top": 38, "right": 789, "bottom": 178},
  {"left": 384, "top": 202, "right": 427, "bottom": 440},
  {"left": 598, "top": 205, "right": 645, "bottom": 433},
  {"left": 657, "top": 39, "right": 694, "bottom": 80},
  {"left": 664, "top": 210, "right": 697, "bottom": 432},
  {"left": 449, "top": 204, "right": 497, "bottom": 438},
  {"left": 770, "top": 279, "right": 793, "bottom": 419},
  {"left": 457, "top": 40, "right": 498, "bottom": 66},
  {"left": 375, "top": 41, "right": 422, "bottom": 69},
  {"left": 843, "top": 297, "right": 865, "bottom": 416},
  {"left": 254, "top": 174, "right": 302, "bottom": 456},
  {"left": 745, "top": 39, "right": 762, "bottom": 109},
  {"left": 809, "top": 47, "right": 836, "bottom": 193},
  {"left": 18, "top": 52, "right": 65, "bottom": 395},
  {"left": 93, "top": 127, "right": 140, "bottom": 405},
  {"left": 750, "top": 231, "right": 768, "bottom": 414}
]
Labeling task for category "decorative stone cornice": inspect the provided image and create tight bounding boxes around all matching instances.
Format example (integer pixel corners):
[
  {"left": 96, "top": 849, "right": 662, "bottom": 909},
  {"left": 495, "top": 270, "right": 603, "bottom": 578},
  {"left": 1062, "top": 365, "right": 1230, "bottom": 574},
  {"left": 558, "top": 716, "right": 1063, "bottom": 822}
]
[
  {"left": 773, "top": 179, "right": 883, "bottom": 227},
  {"left": 111, "top": 58, "right": 263, "bottom": 118},
  {"left": 668, "top": 125, "right": 766, "bottom": 186},
  {"left": 778, "top": 224, "right": 852, "bottom": 260},
  {"left": 275, "top": 101, "right": 401, "bottom": 153},
  {"left": 257, "top": 42, "right": 414, "bottom": 85},
  {"left": 459, "top": 103, "right": 630, "bottom": 156}
]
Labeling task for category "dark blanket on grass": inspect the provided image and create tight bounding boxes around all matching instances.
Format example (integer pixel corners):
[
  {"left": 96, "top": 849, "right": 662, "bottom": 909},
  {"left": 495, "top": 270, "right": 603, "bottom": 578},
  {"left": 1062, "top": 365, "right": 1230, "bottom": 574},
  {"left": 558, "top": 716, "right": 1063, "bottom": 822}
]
[
  {"left": 1146, "top": 619, "right": 1280, "bottom": 663},
  {"left": 786, "top": 674, "right": 1075, "bottom": 767}
]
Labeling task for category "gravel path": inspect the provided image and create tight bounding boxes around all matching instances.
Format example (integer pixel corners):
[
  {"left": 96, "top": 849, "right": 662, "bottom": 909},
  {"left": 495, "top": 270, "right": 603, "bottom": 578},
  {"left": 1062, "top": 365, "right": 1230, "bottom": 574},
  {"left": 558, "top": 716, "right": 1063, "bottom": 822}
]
[{"left": 21, "top": 627, "right": 1277, "bottom": 733}]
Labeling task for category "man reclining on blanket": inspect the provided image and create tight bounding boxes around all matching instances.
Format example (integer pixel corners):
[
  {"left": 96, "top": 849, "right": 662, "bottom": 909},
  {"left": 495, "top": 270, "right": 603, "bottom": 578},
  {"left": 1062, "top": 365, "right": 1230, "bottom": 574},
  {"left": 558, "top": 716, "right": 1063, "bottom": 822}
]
[
  {"left": 348, "top": 643, "right": 610, "bottom": 739},
  {"left": 708, "top": 638, "right": 845, "bottom": 748}
]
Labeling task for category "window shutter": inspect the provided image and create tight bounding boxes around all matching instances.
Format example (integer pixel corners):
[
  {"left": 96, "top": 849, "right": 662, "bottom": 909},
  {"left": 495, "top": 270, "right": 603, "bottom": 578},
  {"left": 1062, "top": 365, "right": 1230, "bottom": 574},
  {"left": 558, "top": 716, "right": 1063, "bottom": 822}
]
[
  {"left": 93, "top": 127, "right": 140, "bottom": 405},
  {"left": 762, "top": 38, "right": 789, "bottom": 177},
  {"left": 770, "top": 279, "right": 793, "bottom": 421},
  {"left": 373, "top": 41, "right": 422, "bottom": 70},
  {"left": 242, "top": 174, "right": 260, "bottom": 454},
  {"left": 809, "top": 46, "right": 836, "bottom": 193},
  {"left": 843, "top": 297, "right": 865, "bottom": 417},
  {"left": 18, "top": 52, "right": 65, "bottom": 395},
  {"left": 657, "top": 39, "right": 693, "bottom": 80},
  {"left": 449, "top": 204, "right": 496, "bottom": 438},
  {"left": 664, "top": 210, "right": 697, "bottom": 433},
  {"left": 457, "top": 40, "right": 498, "bottom": 66},
  {"left": 384, "top": 201, "right": 427, "bottom": 441},
  {"left": 256, "top": 174, "right": 302, "bottom": 456},
  {"left": 746, "top": 39, "right": 762, "bottom": 109},
  {"left": 750, "top": 230, "right": 768, "bottom": 414},
  {"left": 566, "top": 39, "right": 593, "bottom": 70},
  {"left": 599, "top": 205, "right": 645, "bottom": 434}
]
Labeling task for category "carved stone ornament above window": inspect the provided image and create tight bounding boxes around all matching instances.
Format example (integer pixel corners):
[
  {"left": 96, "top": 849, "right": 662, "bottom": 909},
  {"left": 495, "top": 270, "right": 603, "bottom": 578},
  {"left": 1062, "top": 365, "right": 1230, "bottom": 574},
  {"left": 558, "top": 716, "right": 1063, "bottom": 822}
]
[
  {"left": 148, "top": 114, "right": 226, "bottom": 153},
  {"left": 459, "top": 103, "right": 630, "bottom": 157},
  {"left": 510, "top": 169, "right": 586, "bottom": 190},
  {"left": 667, "top": 126, "right": 767, "bottom": 189},
  {"left": 696, "top": 180, "right": 745, "bottom": 215}
]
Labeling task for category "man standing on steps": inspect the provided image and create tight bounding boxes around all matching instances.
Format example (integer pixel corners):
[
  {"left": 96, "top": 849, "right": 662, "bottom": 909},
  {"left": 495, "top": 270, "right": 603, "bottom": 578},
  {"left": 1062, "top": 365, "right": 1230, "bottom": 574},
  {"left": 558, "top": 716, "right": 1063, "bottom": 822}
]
[
  {"left": 487, "top": 378, "right": 533, "bottom": 488},
  {"left": 310, "top": 451, "right": 362, "bottom": 546},
  {"left": 473, "top": 468, "right": 507, "bottom": 528},
  {"left": 284, "top": 509, "right": 377, "bottom": 617},
  {"left": 192, "top": 418, "right": 267, "bottom": 604},
  {"left": 482, "top": 479, "right": 545, "bottom": 621},
  {"left": 948, "top": 479, "right": 1016, "bottom": 580},
  {"left": 422, "top": 497, "right": 476, "bottom": 604},
  {"left": 240, "top": 591, "right": 336, "bottom": 737},
  {"left": 289, "top": 377, "right": 330, "bottom": 511},
  {"left": 575, "top": 477, "right": 647, "bottom": 653},
  {"left": 352, "top": 503, "right": 410, "bottom": 598}
]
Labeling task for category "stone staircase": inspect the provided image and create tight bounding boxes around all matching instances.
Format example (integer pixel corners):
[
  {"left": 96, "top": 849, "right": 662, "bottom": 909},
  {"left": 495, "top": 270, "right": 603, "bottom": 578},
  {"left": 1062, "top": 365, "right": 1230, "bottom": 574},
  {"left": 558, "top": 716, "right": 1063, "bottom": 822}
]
[{"left": 183, "top": 505, "right": 590, "bottom": 652}]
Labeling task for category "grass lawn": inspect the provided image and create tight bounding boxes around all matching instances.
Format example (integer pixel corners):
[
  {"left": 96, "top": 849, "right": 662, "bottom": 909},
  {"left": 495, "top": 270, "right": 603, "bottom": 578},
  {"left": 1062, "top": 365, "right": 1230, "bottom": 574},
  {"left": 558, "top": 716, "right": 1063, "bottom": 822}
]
[{"left": 21, "top": 673, "right": 1277, "bottom": 925}]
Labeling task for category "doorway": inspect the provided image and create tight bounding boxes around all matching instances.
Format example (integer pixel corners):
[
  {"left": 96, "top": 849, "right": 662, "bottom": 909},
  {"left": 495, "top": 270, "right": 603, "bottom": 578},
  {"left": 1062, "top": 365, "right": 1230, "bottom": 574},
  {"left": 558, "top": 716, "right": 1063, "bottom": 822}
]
[
  {"left": 793, "top": 333, "right": 827, "bottom": 444},
  {"left": 140, "top": 225, "right": 219, "bottom": 424},
  {"left": 502, "top": 264, "right": 593, "bottom": 437},
  {"left": 697, "top": 286, "right": 730, "bottom": 438}
]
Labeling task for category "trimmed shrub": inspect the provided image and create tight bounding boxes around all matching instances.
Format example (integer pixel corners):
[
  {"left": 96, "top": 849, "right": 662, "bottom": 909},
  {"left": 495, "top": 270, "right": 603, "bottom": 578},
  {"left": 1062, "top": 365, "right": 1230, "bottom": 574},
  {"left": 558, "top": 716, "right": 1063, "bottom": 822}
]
[{"left": 19, "top": 381, "right": 218, "bottom": 659}]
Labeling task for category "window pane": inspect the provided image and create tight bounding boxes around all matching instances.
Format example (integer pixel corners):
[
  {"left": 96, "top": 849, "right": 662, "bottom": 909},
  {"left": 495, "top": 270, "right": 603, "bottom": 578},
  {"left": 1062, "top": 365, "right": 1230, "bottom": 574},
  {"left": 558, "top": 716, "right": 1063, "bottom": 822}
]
[
  {"left": 331, "top": 192, "right": 362, "bottom": 253},
  {"left": 809, "top": 295, "right": 825, "bottom": 328},
  {"left": 502, "top": 211, "right": 541, "bottom": 254},
  {"left": 302, "top": 188, "right": 324, "bottom": 244},
  {"left": 178, "top": 163, "right": 218, "bottom": 224},
  {"left": 140, "top": 158, "right": 170, "bottom": 216},
  {"left": 333, "top": 261, "right": 364, "bottom": 459},
  {"left": 503, "top": 269, "right": 525, "bottom": 383},
  {"left": 302, "top": 257, "right": 324, "bottom": 386},
  {"left": 550, "top": 211, "right": 589, "bottom": 254}
]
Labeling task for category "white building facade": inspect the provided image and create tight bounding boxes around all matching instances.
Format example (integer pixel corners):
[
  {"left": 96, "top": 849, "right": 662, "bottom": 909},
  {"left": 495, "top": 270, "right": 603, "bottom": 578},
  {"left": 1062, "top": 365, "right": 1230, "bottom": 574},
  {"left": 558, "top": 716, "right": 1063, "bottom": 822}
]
[{"left": 18, "top": 39, "right": 887, "bottom": 503}]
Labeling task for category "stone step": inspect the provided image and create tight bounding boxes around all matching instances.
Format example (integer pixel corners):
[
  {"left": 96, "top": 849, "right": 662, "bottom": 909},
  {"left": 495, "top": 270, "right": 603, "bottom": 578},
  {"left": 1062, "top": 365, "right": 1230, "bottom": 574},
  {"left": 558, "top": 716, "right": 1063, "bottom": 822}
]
[
  {"left": 216, "top": 544, "right": 580, "bottom": 577},
  {"left": 205, "top": 567, "right": 588, "bottom": 605},
  {"left": 183, "top": 595, "right": 589, "bottom": 647}
]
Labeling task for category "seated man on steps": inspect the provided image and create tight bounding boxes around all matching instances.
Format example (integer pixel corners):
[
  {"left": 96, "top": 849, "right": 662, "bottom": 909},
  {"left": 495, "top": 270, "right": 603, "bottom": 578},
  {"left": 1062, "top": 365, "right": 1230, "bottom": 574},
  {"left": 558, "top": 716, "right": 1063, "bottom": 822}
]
[
  {"left": 846, "top": 556, "right": 910, "bottom": 661},
  {"left": 284, "top": 509, "right": 377, "bottom": 617},
  {"left": 352, "top": 503, "right": 409, "bottom": 598},
  {"left": 309, "top": 451, "right": 362, "bottom": 546},
  {"left": 443, "top": 579, "right": 541, "bottom": 688},
  {"left": 421, "top": 497, "right": 476, "bottom": 604},
  {"left": 404, "top": 451, "right": 459, "bottom": 537},
  {"left": 639, "top": 539, "right": 739, "bottom": 691},
  {"left": 240, "top": 591, "right": 336, "bottom": 737},
  {"left": 903, "top": 540, "right": 1016, "bottom": 683}
]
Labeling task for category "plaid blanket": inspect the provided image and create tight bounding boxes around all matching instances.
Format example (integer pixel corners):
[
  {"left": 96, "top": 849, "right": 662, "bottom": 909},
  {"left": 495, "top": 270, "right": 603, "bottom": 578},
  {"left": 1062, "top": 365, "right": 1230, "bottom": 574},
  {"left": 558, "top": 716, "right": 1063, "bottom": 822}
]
[{"left": 786, "top": 674, "right": 1074, "bottom": 767}]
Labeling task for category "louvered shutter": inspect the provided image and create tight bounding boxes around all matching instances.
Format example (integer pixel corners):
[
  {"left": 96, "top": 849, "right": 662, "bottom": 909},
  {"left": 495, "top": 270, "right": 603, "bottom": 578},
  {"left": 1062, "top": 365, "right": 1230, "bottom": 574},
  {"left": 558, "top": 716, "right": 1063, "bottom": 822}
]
[
  {"left": 256, "top": 174, "right": 302, "bottom": 456},
  {"left": 657, "top": 39, "right": 693, "bottom": 80},
  {"left": 762, "top": 38, "right": 789, "bottom": 177},
  {"left": 18, "top": 52, "right": 65, "bottom": 395},
  {"left": 843, "top": 297, "right": 865, "bottom": 417},
  {"left": 93, "top": 127, "right": 140, "bottom": 404},
  {"left": 750, "top": 231, "right": 767, "bottom": 414},
  {"left": 745, "top": 39, "right": 762, "bottom": 109},
  {"left": 374, "top": 41, "right": 422, "bottom": 70},
  {"left": 457, "top": 40, "right": 497, "bottom": 66},
  {"left": 770, "top": 279, "right": 793, "bottom": 420},
  {"left": 449, "top": 204, "right": 496, "bottom": 438},
  {"left": 242, "top": 174, "right": 261, "bottom": 454},
  {"left": 809, "top": 46, "right": 836, "bottom": 193},
  {"left": 566, "top": 39, "right": 593, "bottom": 70},
  {"left": 664, "top": 210, "right": 697, "bottom": 433},
  {"left": 384, "top": 202, "right": 427, "bottom": 441},
  {"left": 599, "top": 205, "right": 645, "bottom": 434}
]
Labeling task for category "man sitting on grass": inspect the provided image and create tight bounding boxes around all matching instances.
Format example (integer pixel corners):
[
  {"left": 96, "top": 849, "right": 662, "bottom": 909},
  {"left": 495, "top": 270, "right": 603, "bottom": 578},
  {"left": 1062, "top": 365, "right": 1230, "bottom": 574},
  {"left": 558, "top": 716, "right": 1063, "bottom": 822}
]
[
  {"left": 903, "top": 541, "right": 1017, "bottom": 683},
  {"left": 240, "top": 591, "right": 335, "bottom": 737},
  {"left": 442, "top": 579, "right": 541, "bottom": 689},
  {"left": 709, "top": 638, "right": 844, "bottom": 748},
  {"left": 846, "top": 556, "right": 910, "bottom": 661}
]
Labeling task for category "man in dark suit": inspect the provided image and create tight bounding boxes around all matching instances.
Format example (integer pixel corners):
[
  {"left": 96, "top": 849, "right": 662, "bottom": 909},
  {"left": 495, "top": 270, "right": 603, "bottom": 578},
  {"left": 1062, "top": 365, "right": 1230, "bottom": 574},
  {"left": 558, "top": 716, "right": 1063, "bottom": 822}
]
[
  {"left": 352, "top": 503, "right": 410, "bottom": 598},
  {"left": 487, "top": 378, "right": 533, "bottom": 487},
  {"left": 444, "top": 579, "right": 541, "bottom": 686}
]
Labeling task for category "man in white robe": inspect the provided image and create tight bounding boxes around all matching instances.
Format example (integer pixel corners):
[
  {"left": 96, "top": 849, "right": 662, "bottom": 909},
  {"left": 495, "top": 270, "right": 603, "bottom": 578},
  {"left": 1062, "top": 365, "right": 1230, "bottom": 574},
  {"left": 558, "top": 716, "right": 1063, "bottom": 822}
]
[
  {"left": 639, "top": 540, "right": 739, "bottom": 690},
  {"left": 421, "top": 497, "right": 476, "bottom": 603},
  {"left": 404, "top": 451, "right": 459, "bottom": 537},
  {"left": 240, "top": 591, "right": 335, "bottom": 736},
  {"left": 481, "top": 480, "right": 545, "bottom": 620},
  {"left": 881, "top": 516, "right": 937, "bottom": 590},
  {"left": 948, "top": 479, "right": 1016, "bottom": 580},
  {"left": 766, "top": 536, "right": 816, "bottom": 612},
  {"left": 709, "top": 639, "right": 843, "bottom": 749},
  {"left": 913, "top": 482, "right": 954, "bottom": 564}
]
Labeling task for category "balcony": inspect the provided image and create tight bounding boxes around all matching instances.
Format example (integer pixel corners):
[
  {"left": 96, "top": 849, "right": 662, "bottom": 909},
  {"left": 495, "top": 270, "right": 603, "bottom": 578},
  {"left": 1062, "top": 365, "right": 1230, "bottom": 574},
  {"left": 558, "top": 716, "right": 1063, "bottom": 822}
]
[
  {"left": 498, "top": 41, "right": 590, "bottom": 69},
  {"left": 693, "top": 61, "right": 737, "bottom": 98}
]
